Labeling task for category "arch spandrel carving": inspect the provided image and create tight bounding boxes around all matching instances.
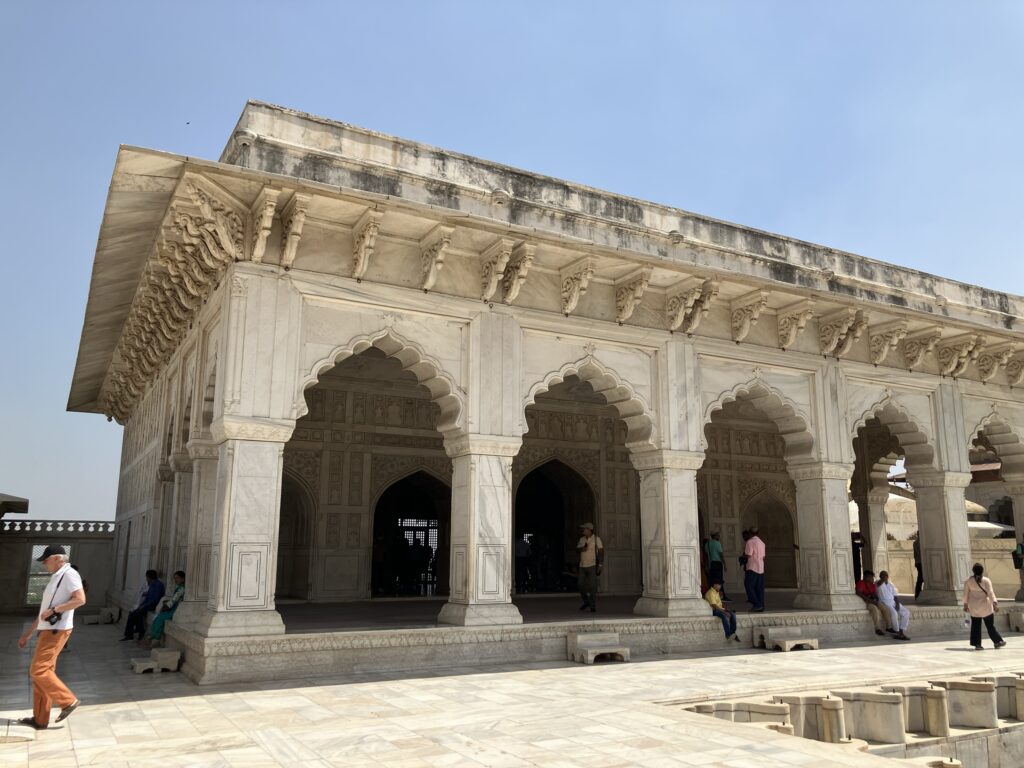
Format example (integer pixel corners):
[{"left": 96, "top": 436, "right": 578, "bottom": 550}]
[
  {"left": 523, "top": 356, "right": 657, "bottom": 450},
  {"left": 296, "top": 328, "right": 466, "bottom": 439},
  {"left": 849, "top": 392, "right": 935, "bottom": 471},
  {"left": 966, "top": 405, "right": 1024, "bottom": 478}
]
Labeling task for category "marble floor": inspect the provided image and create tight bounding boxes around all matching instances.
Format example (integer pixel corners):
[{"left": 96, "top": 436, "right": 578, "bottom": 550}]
[{"left": 2, "top": 614, "right": 1021, "bottom": 767}]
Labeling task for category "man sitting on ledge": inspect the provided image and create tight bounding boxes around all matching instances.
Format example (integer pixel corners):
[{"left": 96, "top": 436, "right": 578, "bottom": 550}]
[
  {"left": 876, "top": 570, "right": 910, "bottom": 641},
  {"left": 121, "top": 570, "right": 164, "bottom": 642}
]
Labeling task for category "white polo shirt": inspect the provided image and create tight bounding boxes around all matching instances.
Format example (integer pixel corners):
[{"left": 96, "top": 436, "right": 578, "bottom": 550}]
[{"left": 36, "top": 563, "right": 84, "bottom": 631}]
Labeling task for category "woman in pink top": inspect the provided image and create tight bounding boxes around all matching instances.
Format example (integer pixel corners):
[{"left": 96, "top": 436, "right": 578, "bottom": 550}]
[{"left": 963, "top": 563, "right": 1006, "bottom": 651}]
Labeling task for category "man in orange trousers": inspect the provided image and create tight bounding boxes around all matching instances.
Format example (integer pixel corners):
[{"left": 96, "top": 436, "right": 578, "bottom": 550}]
[{"left": 17, "top": 545, "right": 86, "bottom": 729}]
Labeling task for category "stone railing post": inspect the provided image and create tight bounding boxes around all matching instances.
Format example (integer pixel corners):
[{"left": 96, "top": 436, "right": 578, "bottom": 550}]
[
  {"left": 630, "top": 449, "right": 709, "bottom": 617},
  {"left": 788, "top": 462, "right": 862, "bottom": 610},
  {"left": 437, "top": 434, "right": 524, "bottom": 626},
  {"left": 909, "top": 470, "right": 972, "bottom": 605}
]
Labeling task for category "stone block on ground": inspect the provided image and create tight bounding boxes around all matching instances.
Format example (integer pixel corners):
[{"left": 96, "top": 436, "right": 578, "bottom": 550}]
[
  {"left": 98, "top": 607, "right": 118, "bottom": 624},
  {"left": 566, "top": 631, "right": 630, "bottom": 664},
  {"left": 131, "top": 649, "right": 181, "bottom": 674},
  {"left": 752, "top": 625, "right": 818, "bottom": 651},
  {"left": 1007, "top": 609, "right": 1024, "bottom": 633}
]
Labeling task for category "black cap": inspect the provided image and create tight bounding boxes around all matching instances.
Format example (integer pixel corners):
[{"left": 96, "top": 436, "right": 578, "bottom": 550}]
[{"left": 36, "top": 545, "right": 66, "bottom": 562}]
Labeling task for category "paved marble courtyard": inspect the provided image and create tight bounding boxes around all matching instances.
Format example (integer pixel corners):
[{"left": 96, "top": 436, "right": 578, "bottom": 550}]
[{"left": 3, "top": 615, "right": 1024, "bottom": 767}]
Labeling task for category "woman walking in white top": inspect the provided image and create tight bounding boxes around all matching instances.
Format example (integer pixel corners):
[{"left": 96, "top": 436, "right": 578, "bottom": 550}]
[{"left": 963, "top": 563, "right": 1006, "bottom": 651}]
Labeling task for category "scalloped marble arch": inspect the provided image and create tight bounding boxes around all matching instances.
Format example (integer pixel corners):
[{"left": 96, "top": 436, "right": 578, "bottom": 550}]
[
  {"left": 850, "top": 395, "right": 934, "bottom": 471},
  {"left": 297, "top": 329, "right": 465, "bottom": 437},
  {"left": 702, "top": 378, "right": 815, "bottom": 461},
  {"left": 523, "top": 357, "right": 656, "bottom": 449},
  {"left": 970, "top": 410, "right": 1024, "bottom": 478}
]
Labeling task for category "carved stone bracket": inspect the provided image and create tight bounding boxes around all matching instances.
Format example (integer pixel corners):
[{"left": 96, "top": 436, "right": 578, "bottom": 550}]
[
  {"left": 560, "top": 257, "right": 596, "bottom": 316},
  {"left": 777, "top": 299, "right": 815, "bottom": 350},
  {"left": 501, "top": 241, "right": 535, "bottom": 305},
  {"left": 480, "top": 237, "right": 514, "bottom": 302},
  {"left": 936, "top": 333, "right": 984, "bottom": 377},
  {"left": 420, "top": 224, "right": 454, "bottom": 292},
  {"left": 352, "top": 208, "right": 384, "bottom": 281},
  {"left": 730, "top": 289, "right": 769, "bottom": 342},
  {"left": 868, "top": 319, "right": 908, "bottom": 365},
  {"left": 902, "top": 326, "right": 942, "bottom": 370},
  {"left": 614, "top": 267, "right": 651, "bottom": 324},
  {"left": 977, "top": 341, "right": 1017, "bottom": 382},
  {"left": 1006, "top": 356, "right": 1024, "bottom": 386},
  {"left": 280, "top": 192, "right": 312, "bottom": 270},
  {"left": 248, "top": 187, "right": 281, "bottom": 264},
  {"left": 819, "top": 307, "right": 867, "bottom": 358},
  {"left": 666, "top": 277, "right": 719, "bottom": 333}
]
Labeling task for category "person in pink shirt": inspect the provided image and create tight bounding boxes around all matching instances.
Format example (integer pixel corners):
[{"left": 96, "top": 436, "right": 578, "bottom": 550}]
[{"left": 744, "top": 527, "right": 766, "bottom": 612}]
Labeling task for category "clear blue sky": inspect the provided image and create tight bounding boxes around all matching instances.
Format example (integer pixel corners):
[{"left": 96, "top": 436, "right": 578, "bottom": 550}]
[{"left": 2, "top": 2, "right": 1023, "bottom": 520}]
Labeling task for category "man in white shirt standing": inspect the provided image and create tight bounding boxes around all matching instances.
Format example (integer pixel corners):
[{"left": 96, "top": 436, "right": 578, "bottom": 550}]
[
  {"left": 17, "top": 545, "right": 86, "bottom": 729},
  {"left": 876, "top": 570, "right": 910, "bottom": 641},
  {"left": 576, "top": 522, "right": 604, "bottom": 613}
]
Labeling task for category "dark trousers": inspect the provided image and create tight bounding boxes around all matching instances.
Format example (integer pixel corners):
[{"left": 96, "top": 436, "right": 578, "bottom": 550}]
[
  {"left": 746, "top": 571, "right": 765, "bottom": 610},
  {"left": 914, "top": 564, "right": 924, "bottom": 598},
  {"left": 970, "top": 614, "right": 1004, "bottom": 647},
  {"left": 123, "top": 607, "right": 149, "bottom": 639},
  {"left": 578, "top": 566, "right": 598, "bottom": 609},
  {"left": 709, "top": 561, "right": 726, "bottom": 596},
  {"left": 712, "top": 608, "right": 736, "bottom": 638}
]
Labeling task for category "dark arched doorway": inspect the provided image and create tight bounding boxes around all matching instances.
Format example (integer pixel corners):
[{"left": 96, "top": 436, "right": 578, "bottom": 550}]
[
  {"left": 514, "top": 460, "right": 595, "bottom": 593},
  {"left": 276, "top": 475, "right": 314, "bottom": 600},
  {"left": 372, "top": 471, "right": 451, "bottom": 597},
  {"left": 740, "top": 491, "right": 797, "bottom": 588}
]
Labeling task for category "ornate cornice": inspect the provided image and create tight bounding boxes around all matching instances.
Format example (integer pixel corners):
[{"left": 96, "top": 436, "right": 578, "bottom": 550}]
[
  {"left": 420, "top": 224, "right": 454, "bottom": 292},
  {"left": 731, "top": 289, "right": 769, "bottom": 342},
  {"left": 248, "top": 186, "right": 281, "bottom": 264},
  {"left": 976, "top": 342, "right": 1017, "bottom": 383},
  {"left": 666, "top": 277, "right": 718, "bottom": 334},
  {"left": 280, "top": 192, "right": 311, "bottom": 270},
  {"left": 777, "top": 299, "right": 815, "bottom": 350},
  {"left": 560, "top": 257, "right": 596, "bottom": 316},
  {"left": 818, "top": 307, "right": 867, "bottom": 358},
  {"left": 443, "top": 434, "right": 522, "bottom": 459},
  {"left": 614, "top": 267, "right": 651, "bottom": 324},
  {"left": 351, "top": 208, "right": 384, "bottom": 281},
  {"left": 186, "top": 438, "right": 220, "bottom": 461},
  {"left": 936, "top": 333, "right": 983, "bottom": 377},
  {"left": 210, "top": 416, "right": 296, "bottom": 444},
  {"left": 501, "top": 241, "right": 535, "bottom": 305},
  {"left": 1006, "top": 356, "right": 1024, "bottom": 386},
  {"left": 480, "top": 237, "right": 514, "bottom": 303},
  {"left": 868, "top": 319, "right": 908, "bottom": 365},
  {"left": 902, "top": 326, "right": 942, "bottom": 370}
]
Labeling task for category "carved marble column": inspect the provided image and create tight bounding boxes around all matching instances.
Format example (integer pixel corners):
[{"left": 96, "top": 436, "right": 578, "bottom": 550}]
[
  {"left": 631, "top": 450, "right": 709, "bottom": 617},
  {"left": 855, "top": 489, "right": 891, "bottom": 576},
  {"left": 168, "top": 451, "right": 192, "bottom": 573},
  {"left": 789, "top": 462, "right": 862, "bottom": 610},
  {"left": 172, "top": 439, "right": 219, "bottom": 629},
  {"left": 437, "top": 435, "right": 524, "bottom": 626},
  {"left": 1003, "top": 481, "right": 1024, "bottom": 601},
  {"left": 190, "top": 416, "right": 294, "bottom": 637},
  {"left": 909, "top": 470, "right": 972, "bottom": 606}
]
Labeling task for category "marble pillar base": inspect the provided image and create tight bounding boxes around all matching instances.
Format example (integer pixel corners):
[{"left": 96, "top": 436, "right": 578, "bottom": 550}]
[
  {"left": 914, "top": 589, "right": 960, "bottom": 607},
  {"left": 193, "top": 609, "right": 286, "bottom": 638},
  {"left": 437, "top": 602, "right": 523, "bottom": 626},
  {"left": 633, "top": 596, "right": 710, "bottom": 618},
  {"left": 792, "top": 593, "right": 865, "bottom": 611}
]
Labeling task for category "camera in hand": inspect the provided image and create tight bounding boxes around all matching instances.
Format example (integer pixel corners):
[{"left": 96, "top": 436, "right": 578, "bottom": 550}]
[{"left": 45, "top": 611, "right": 63, "bottom": 625}]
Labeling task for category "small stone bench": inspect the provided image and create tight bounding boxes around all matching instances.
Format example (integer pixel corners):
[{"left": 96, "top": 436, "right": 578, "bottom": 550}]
[
  {"left": 567, "top": 631, "right": 630, "bottom": 664},
  {"left": 752, "top": 625, "right": 819, "bottom": 652},
  {"left": 131, "top": 648, "right": 181, "bottom": 674},
  {"left": 82, "top": 607, "right": 119, "bottom": 625}
]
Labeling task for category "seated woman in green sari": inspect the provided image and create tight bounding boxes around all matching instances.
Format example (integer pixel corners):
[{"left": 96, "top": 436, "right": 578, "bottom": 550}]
[{"left": 143, "top": 571, "right": 185, "bottom": 647}]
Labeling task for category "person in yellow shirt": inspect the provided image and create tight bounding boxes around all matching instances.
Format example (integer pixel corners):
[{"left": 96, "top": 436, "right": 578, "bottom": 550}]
[{"left": 705, "top": 579, "right": 740, "bottom": 642}]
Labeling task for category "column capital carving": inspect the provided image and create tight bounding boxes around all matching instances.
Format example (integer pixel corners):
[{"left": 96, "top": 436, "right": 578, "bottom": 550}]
[
  {"left": 629, "top": 449, "right": 704, "bottom": 472},
  {"left": 186, "top": 438, "right": 220, "bottom": 461},
  {"left": 280, "top": 192, "right": 312, "bottom": 270},
  {"left": 560, "top": 257, "right": 596, "bottom": 316},
  {"left": 910, "top": 470, "right": 972, "bottom": 488},
  {"left": 169, "top": 451, "right": 194, "bottom": 473},
  {"left": 1003, "top": 483, "right": 1024, "bottom": 496},
  {"left": 666, "top": 277, "right": 719, "bottom": 334},
  {"left": 443, "top": 434, "right": 522, "bottom": 458},
  {"left": 730, "top": 289, "right": 769, "bottom": 342},
  {"left": 614, "top": 267, "right": 651, "bottom": 324},
  {"left": 210, "top": 416, "right": 295, "bottom": 444},
  {"left": 788, "top": 461, "right": 853, "bottom": 481}
]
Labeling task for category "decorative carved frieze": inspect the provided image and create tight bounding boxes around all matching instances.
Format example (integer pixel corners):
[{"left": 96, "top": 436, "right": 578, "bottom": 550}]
[
  {"left": 283, "top": 448, "right": 321, "bottom": 487},
  {"left": 560, "top": 257, "right": 596, "bottom": 316},
  {"left": 868, "top": 319, "right": 908, "bottom": 365},
  {"left": 976, "top": 342, "right": 1017, "bottom": 382},
  {"left": 501, "top": 241, "right": 535, "bottom": 305},
  {"left": 777, "top": 299, "right": 815, "bottom": 350},
  {"left": 936, "top": 333, "right": 983, "bottom": 377},
  {"left": 666, "top": 277, "right": 719, "bottom": 334},
  {"left": 819, "top": 307, "right": 867, "bottom": 358},
  {"left": 902, "top": 326, "right": 942, "bottom": 370},
  {"left": 480, "top": 237, "right": 515, "bottom": 302},
  {"left": 730, "top": 289, "right": 769, "bottom": 342},
  {"left": 351, "top": 208, "right": 384, "bottom": 281},
  {"left": 614, "top": 267, "right": 651, "bottom": 324},
  {"left": 248, "top": 187, "right": 281, "bottom": 264},
  {"left": 420, "top": 224, "right": 454, "bottom": 291},
  {"left": 280, "top": 192, "right": 311, "bottom": 270}
]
